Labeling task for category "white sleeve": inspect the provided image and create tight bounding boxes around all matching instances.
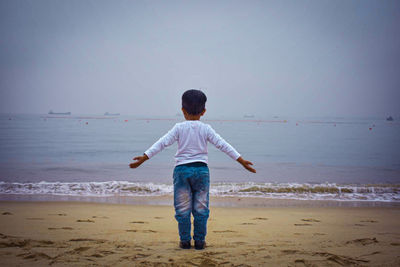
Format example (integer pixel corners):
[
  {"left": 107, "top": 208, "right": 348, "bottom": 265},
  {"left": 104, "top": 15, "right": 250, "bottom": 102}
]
[
  {"left": 144, "top": 124, "right": 179, "bottom": 159},
  {"left": 206, "top": 125, "right": 241, "bottom": 160}
]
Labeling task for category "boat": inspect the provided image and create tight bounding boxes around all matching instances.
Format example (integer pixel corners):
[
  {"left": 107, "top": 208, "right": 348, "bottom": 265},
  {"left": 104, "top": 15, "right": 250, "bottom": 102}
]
[
  {"left": 104, "top": 112, "right": 120, "bottom": 116},
  {"left": 386, "top": 116, "right": 394, "bottom": 121},
  {"left": 48, "top": 110, "right": 71, "bottom": 115},
  {"left": 243, "top": 114, "right": 255, "bottom": 118}
]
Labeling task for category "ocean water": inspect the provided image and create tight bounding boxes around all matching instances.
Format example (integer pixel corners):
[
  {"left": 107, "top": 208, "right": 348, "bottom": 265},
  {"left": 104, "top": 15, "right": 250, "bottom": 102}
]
[{"left": 0, "top": 113, "right": 399, "bottom": 203}]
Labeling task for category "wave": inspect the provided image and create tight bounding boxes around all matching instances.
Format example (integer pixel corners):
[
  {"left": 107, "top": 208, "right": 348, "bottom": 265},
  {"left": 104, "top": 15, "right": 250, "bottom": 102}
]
[{"left": 0, "top": 181, "right": 399, "bottom": 202}]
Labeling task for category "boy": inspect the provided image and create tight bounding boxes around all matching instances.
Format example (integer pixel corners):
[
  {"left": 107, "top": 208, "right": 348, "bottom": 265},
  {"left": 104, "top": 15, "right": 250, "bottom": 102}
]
[{"left": 130, "top": 89, "right": 256, "bottom": 250}]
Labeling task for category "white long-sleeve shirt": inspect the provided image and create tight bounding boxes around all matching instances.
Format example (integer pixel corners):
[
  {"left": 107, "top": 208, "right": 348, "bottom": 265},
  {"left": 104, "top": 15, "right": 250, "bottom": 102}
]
[{"left": 144, "top": 120, "right": 241, "bottom": 166}]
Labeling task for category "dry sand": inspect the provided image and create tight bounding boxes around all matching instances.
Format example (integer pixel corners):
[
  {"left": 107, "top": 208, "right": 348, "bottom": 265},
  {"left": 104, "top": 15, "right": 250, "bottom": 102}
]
[{"left": 0, "top": 201, "right": 399, "bottom": 266}]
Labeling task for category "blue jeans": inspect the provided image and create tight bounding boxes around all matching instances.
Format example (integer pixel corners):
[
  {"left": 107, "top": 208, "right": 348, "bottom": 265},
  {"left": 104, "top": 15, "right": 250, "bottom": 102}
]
[{"left": 173, "top": 163, "right": 210, "bottom": 242}]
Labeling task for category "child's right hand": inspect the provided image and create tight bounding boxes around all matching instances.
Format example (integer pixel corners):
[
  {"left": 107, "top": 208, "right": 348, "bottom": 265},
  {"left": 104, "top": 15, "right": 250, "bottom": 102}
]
[
  {"left": 237, "top": 157, "right": 256, "bottom": 173},
  {"left": 129, "top": 154, "right": 149, "bottom": 168}
]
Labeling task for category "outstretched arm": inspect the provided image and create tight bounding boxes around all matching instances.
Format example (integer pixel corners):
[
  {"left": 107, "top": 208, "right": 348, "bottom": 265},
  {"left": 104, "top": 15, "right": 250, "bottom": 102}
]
[
  {"left": 207, "top": 125, "right": 256, "bottom": 173},
  {"left": 237, "top": 156, "right": 256, "bottom": 173},
  {"left": 130, "top": 124, "right": 179, "bottom": 169},
  {"left": 142, "top": 124, "right": 179, "bottom": 159},
  {"left": 129, "top": 154, "right": 149, "bottom": 168}
]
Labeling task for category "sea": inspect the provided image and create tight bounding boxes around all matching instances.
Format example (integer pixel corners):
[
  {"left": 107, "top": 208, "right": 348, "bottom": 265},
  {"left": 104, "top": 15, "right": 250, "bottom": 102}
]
[{"left": 0, "top": 113, "right": 399, "bottom": 205}]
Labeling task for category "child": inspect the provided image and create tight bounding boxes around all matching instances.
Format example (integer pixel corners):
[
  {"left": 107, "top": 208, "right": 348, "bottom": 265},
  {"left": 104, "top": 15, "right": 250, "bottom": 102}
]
[{"left": 130, "top": 89, "right": 256, "bottom": 250}]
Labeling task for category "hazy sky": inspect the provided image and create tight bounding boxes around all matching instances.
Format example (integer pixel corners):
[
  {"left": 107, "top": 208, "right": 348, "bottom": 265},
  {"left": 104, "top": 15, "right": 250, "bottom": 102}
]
[{"left": 1, "top": 0, "right": 399, "bottom": 118}]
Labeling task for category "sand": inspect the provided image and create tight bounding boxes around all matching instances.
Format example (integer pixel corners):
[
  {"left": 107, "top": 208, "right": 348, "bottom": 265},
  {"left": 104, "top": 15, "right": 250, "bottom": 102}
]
[{"left": 0, "top": 201, "right": 399, "bottom": 266}]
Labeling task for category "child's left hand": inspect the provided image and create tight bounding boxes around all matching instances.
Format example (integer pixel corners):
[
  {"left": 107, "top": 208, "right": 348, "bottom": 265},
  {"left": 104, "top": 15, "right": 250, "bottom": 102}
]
[{"left": 129, "top": 154, "right": 149, "bottom": 168}]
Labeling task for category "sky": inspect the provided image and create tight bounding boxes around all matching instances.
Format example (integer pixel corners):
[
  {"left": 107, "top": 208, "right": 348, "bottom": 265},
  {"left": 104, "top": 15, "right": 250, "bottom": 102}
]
[{"left": 0, "top": 0, "right": 399, "bottom": 118}]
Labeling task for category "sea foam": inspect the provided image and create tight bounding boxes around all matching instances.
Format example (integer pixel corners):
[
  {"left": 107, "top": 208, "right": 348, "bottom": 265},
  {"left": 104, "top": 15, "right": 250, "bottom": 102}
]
[{"left": 0, "top": 181, "right": 398, "bottom": 202}]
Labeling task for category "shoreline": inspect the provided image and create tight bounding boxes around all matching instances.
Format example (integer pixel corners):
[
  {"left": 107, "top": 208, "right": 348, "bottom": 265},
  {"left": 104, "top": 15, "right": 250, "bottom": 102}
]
[
  {"left": 1, "top": 194, "right": 399, "bottom": 208},
  {"left": 0, "top": 201, "right": 399, "bottom": 266},
  {"left": 2, "top": 180, "right": 399, "bottom": 204}
]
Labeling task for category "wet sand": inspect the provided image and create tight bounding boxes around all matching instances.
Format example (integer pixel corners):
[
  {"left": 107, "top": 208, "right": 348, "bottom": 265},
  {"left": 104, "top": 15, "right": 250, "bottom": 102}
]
[{"left": 0, "top": 201, "right": 399, "bottom": 266}]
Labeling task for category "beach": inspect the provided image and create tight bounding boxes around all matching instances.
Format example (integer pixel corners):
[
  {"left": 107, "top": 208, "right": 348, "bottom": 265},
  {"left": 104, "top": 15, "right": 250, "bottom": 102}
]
[
  {"left": 1, "top": 200, "right": 399, "bottom": 266},
  {"left": 1, "top": 114, "right": 399, "bottom": 266},
  {"left": 2, "top": 0, "right": 400, "bottom": 266}
]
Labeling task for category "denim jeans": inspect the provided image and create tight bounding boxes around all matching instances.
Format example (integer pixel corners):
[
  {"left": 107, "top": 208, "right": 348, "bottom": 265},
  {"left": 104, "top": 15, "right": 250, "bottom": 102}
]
[{"left": 173, "top": 163, "right": 210, "bottom": 242}]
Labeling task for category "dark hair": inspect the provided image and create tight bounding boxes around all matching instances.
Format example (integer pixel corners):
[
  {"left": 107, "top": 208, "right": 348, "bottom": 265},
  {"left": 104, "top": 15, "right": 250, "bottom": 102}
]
[{"left": 182, "top": 89, "right": 207, "bottom": 115}]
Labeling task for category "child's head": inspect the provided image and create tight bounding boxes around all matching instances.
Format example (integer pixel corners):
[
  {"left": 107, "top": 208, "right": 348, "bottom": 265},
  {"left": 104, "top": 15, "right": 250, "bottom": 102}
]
[{"left": 181, "top": 89, "right": 207, "bottom": 115}]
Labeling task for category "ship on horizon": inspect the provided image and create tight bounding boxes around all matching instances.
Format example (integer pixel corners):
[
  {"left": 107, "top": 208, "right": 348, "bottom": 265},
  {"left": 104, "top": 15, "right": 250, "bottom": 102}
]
[
  {"left": 48, "top": 110, "right": 71, "bottom": 115},
  {"left": 243, "top": 114, "right": 255, "bottom": 118},
  {"left": 104, "top": 112, "right": 120, "bottom": 116}
]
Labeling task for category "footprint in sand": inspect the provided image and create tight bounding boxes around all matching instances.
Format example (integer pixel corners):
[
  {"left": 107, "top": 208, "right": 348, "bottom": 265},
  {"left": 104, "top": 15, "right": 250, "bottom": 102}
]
[
  {"left": 313, "top": 233, "right": 326, "bottom": 236},
  {"left": 345, "top": 237, "right": 378, "bottom": 246},
  {"left": 294, "top": 223, "right": 312, "bottom": 226},
  {"left": 360, "top": 220, "right": 378, "bottom": 223},
  {"left": 6, "top": 239, "right": 53, "bottom": 249},
  {"left": 0, "top": 233, "right": 10, "bottom": 238},
  {"left": 154, "top": 217, "right": 163, "bottom": 219},
  {"left": 354, "top": 223, "right": 366, "bottom": 226},
  {"left": 135, "top": 253, "right": 151, "bottom": 259},
  {"left": 35, "top": 240, "right": 55, "bottom": 246},
  {"left": 390, "top": 242, "right": 400, "bottom": 246},
  {"left": 69, "top": 238, "right": 106, "bottom": 243},
  {"left": 48, "top": 213, "right": 67, "bottom": 216},
  {"left": 142, "top": 230, "right": 157, "bottom": 233},
  {"left": 48, "top": 227, "right": 74, "bottom": 230},
  {"left": 76, "top": 219, "right": 95, "bottom": 223},
  {"left": 281, "top": 249, "right": 300, "bottom": 255},
  {"left": 18, "top": 251, "right": 52, "bottom": 260},
  {"left": 126, "top": 229, "right": 157, "bottom": 233},
  {"left": 116, "top": 244, "right": 131, "bottom": 249},
  {"left": 26, "top": 218, "right": 44, "bottom": 220},
  {"left": 313, "top": 252, "right": 370, "bottom": 265},
  {"left": 1, "top": 239, "right": 30, "bottom": 248},
  {"left": 90, "top": 253, "right": 104, "bottom": 258},
  {"left": 252, "top": 217, "right": 268, "bottom": 220},
  {"left": 213, "top": 230, "right": 237, "bottom": 233},
  {"left": 130, "top": 221, "right": 149, "bottom": 224},
  {"left": 92, "top": 216, "right": 109, "bottom": 219},
  {"left": 2, "top": 212, "right": 13, "bottom": 215},
  {"left": 240, "top": 223, "right": 256, "bottom": 225},
  {"left": 70, "top": 246, "right": 92, "bottom": 253},
  {"left": 301, "top": 218, "right": 320, "bottom": 222},
  {"left": 360, "top": 251, "right": 381, "bottom": 257},
  {"left": 99, "top": 250, "right": 115, "bottom": 255}
]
